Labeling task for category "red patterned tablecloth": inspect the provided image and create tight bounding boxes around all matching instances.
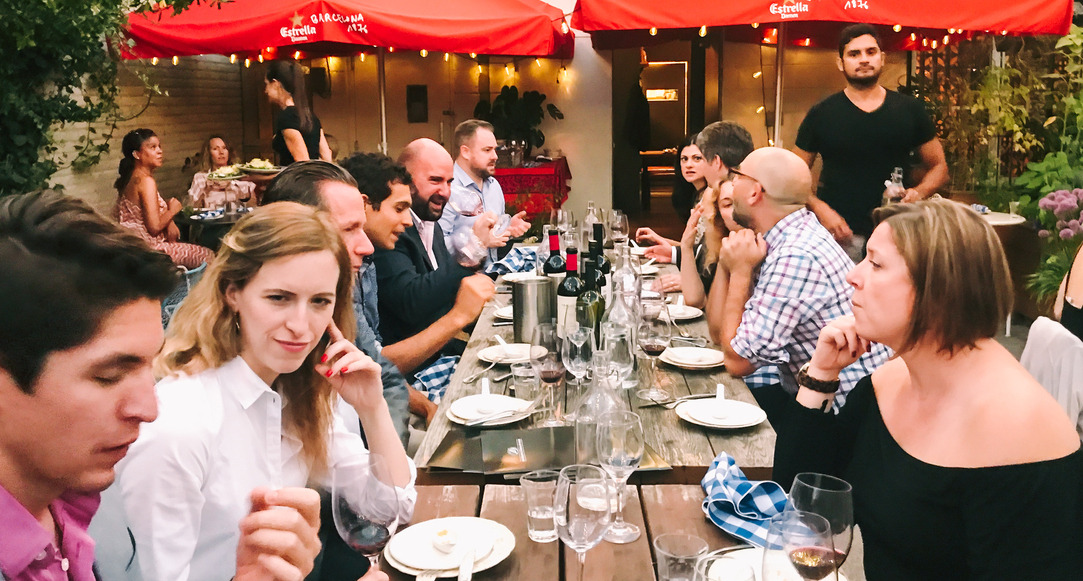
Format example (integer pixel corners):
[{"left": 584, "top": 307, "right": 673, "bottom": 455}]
[{"left": 495, "top": 157, "right": 571, "bottom": 222}]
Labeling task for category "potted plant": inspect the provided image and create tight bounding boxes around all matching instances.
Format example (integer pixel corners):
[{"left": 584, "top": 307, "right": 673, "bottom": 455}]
[{"left": 474, "top": 85, "right": 563, "bottom": 157}]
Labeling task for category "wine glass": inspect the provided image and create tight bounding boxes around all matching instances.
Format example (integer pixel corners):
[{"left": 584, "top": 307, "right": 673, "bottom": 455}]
[
  {"left": 601, "top": 322, "right": 634, "bottom": 388},
  {"left": 551, "top": 209, "right": 574, "bottom": 237},
  {"left": 596, "top": 411, "right": 644, "bottom": 543},
  {"left": 555, "top": 464, "right": 613, "bottom": 581},
  {"left": 790, "top": 473, "right": 854, "bottom": 567},
  {"left": 762, "top": 511, "right": 838, "bottom": 581},
  {"left": 635, "top": 298, "right": 672, "bottom": 402},
  {"left": 331, "top": 453, "right": 401, "bottom": 572},
  {"left": 610, "top": 210, "right": 630, "bottom": 245},
  {"left": 562, "top": 326, "right": 594, "bottom": 417},
  {"left": 530, "top": 323, "right": 567, "bottom": 427}
]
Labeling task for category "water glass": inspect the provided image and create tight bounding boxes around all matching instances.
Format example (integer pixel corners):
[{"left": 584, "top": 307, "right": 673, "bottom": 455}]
[
  {"left": 510, "top": 362, "right": 538, "bottom": 401},
  {"left": 520, "top": 470, "right": 559, "bottom": 543},
  {"left": 654, "top": 533, "right": 708, "bottom": 581}
]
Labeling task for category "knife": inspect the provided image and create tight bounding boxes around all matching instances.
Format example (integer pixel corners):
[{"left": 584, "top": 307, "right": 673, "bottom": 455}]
[{"left": 458, "top": 545, "right": 475, "bottom": 581}]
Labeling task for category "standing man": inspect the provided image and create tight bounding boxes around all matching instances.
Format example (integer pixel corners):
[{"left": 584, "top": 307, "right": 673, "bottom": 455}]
[
  {"left": 0, "top": 191, "right": 329, "bottom": 581},
  {"left": 440, "top": 119, "right": 529, "bottom": 261},
  {"left": 794, "top": 23, "right": 947, "bottom": 256},
  {"left": 705, "top": 147, "right": 891, "bottom": 416}
]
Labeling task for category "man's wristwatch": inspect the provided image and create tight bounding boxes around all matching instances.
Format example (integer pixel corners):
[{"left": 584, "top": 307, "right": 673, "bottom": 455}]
[{"left": 797, "top": 362, "right": 840, "bottom": 394}]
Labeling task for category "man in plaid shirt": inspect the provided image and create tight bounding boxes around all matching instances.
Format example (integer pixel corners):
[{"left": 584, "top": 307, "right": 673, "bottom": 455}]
[{"left": 706, "top": 147, "right": 890, "bottom": 416}]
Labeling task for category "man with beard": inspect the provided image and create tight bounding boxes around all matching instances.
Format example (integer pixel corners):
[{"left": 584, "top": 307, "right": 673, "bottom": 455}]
[
  {"left": 372, "top": 138, "right": 503, "bottom": 353},
  {"left": 440, "top": 120, "right": 530, "bottom": 261},
  {"left": 794, "top": 23, "right": 947, "bottom": 257},
  {"left": 705, "top": 147, "right": 890, "bottom": 418}
]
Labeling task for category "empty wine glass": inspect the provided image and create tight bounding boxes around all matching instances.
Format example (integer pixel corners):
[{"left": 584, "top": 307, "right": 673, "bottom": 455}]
[
  {"left": 790, "top": 473, "right": 854, "bottom": 567},
  {"left": 531, "top": 323, "right": 567, "bottom": 427},
  {"left": 601, "top": 322, "right": 635, "bottom": 389},
  {"left": 762, "top": 511, "right": 838, "bottom": 581},
  {"left": 331, "top": 453, "right": 402, "bottom": 571},
  {"left": 610, "top": 210, "right": 630, "bottom": 245},
  {"left": 555, "top": 464, "right": 613, "bottom": 581},
  {"left": 636, "top": 298, "right": 672, "bottom": 402},
  {"left": 596, "top": 411, "right": 644, "bottom": 543},
  {"left": 551, "top": 208, "right": 574, "bottom": 237},
  {"left": 562, "top": 326, "right": 594, "bottom": 418}
]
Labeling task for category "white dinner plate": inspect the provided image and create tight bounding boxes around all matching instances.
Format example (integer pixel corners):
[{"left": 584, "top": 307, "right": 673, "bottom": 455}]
[
  {"left": 981, "top": 211, "right": 1026, "bottom": 226},
  {"left": 494, "top": 305, "right": 514, "bottom": 320},
  {"left": 477, "top": 343, "right": 538, "bottom": 365},
  {"left": 637, "top": 265, "right": 660, "bottom": 275},
  {"left": 675, "top": 399, "right": 766, "bottom": 429},
  {"left": 240, "top": 165, "right": 282, "bottom": 174},
  {"left": 667, "top": 304, "right": 704, "bottom": 321},
  {"left": 385, "top": 517, "right": 514, "bottom": 575},
  {"left": 449, "top": 394, "right": 531, "bottom": 422},
  {"left": 660, "top": 347, "right": 725, "bottom": 369}
]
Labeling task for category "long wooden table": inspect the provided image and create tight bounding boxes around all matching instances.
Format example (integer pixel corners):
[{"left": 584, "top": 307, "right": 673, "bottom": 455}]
[
  {"left": 382, "top": 484, "right": 746, "bottom": 580},
  {"left": 412, "top": 275, "right": 776, "bottom": 485}
]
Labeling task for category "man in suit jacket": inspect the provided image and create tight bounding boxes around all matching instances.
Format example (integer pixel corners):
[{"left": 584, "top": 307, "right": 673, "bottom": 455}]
[{"left": 372, "top": 138, "right": 503, "bottom": 355}]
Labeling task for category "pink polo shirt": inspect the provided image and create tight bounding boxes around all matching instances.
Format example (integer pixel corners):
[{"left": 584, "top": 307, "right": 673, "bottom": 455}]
[{"left": 0, "top": 486, "right": 98, "bottom": 581}]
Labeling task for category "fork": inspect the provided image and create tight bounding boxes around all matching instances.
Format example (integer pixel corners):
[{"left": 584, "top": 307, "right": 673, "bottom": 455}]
[
  {"left": 416, "top": 569, "right": 447, "bottom": 581},
  {"left": 463, "top": 361, "right": 496, "bottom": 384}
]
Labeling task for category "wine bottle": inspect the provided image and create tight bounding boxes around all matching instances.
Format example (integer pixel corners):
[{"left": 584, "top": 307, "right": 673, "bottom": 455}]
[
  {"left": 556, "top": 247, "right": 584, "bottom": 334},
  {"left": 543, "top": 227, "right": 565, "bottom": 279},
  {"left": 576, "top": 257, "right": 605, "bottom": 339},
  {"left": 591, "top": 223, "right": 611, "bottom": 273}
]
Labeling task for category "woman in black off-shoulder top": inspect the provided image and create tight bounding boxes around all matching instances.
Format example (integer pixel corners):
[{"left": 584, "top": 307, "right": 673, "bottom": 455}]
[{"left": 774, "top": 199, "right": 1082, "bottom": 580}]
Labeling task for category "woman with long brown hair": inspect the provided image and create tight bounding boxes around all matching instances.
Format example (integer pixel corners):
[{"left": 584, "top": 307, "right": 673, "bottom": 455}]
[
  {"left": 108, "top": 202, "right": 414, "bottom": 581},
  {"left": 265, "top": 60, "right": 332, "bottom": 165}
]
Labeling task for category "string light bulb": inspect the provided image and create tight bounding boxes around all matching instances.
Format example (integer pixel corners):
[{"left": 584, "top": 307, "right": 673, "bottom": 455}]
[
  {"left": 172, "top": 55, "right": 178, "bottom": 65},
  {"left": 753, "top": 71, "right": 762, "bottom": 79},
  {"left": 244, "top": 58, "right": 251, "bottom": 68},
  {"left": 258, "top": 54, "right": 264, "bottom": 63},
  {"left": 535, "top": 58, "right": 542, "bottom": 67},
  {"left": 360, "top": 53, "right": 366, "bottom": 62},
  {"left": 293, "top": 51, "right": 301, "bottom": 59},
  {"left": 229, "top": 54, "right": 237, "bottom": 64},
  {"left": 893, "top": 24, "right": 902, "bottom": 32},
  {"left": 444, "top": 52, "right": 450, "bottom": 61},
  {"left": 420, "top": 49, "right": 428, "bottom": 57},
  {"left": 477, "top": 63, "right": 483, "bottom": 74},
  {"left": 931, "top": 39, "right": 938, "bottom": 49},
  {"left": 921, "top": 38, "right": 928, "bottom": 47},
  {"left": 756, "top": 106, "right": 765, "bottom": 113},
  {"left": 470, "top": 52, "right": 477, "bottom": 58},
  {"left": 505, "top": 63, "right": 512, "bottom": 76},
  {"left": 388, "top": 47, "right": 395, "bottom": 52},
  {"left": 699, "top": 26, "right": 707, "bottom": 37},
  {"left": 943, "top": 35, "right": 949, "bottom": 44},
  {"left": 910, "top": 32, "right": 916, "bottom": 41},
  {"left": 151, "top": 57, "right": 159, "bottom": 65},
  {"left": 1001, "top": 30, "right": 1008, "bottom": 36},
  {"left": 649, "top": 27, "right": 657, "bottom": 36},
  {"left": 751, "top": 23, "right": 759, "bottom": 29},
  {"left": 561, "top": 21, "right": 569, "bottom": 34},
  {"left": 948, "top": 28, "right": 956, "bottom": 34}
]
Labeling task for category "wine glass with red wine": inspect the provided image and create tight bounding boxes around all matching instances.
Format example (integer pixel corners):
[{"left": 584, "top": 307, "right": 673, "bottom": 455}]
[
  {"left": 331, "top": 453, "right": 402, "bottom": 571},
  {"left": 635, "top": 298, "right": 672, "bottom": 402},
  {"left": 790, "top": 473, "right": 853, "bottom": 568},
  {"left": 762, "top": 510, "right": 838, "bottom": 581},
  {"left": 531, "top": 323, "right": 567, "bottom": 427}
]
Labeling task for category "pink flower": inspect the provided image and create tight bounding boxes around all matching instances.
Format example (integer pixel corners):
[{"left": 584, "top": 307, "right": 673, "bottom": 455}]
[
  {"left": 1039, "top": 229, "right": 1051, "bottom": 238},
  {"left": 1038, "top": 195, "right": 1057, "bottom": 211},
  {"left": 1060, "top": 228, "right": 1075, "bottom": 240}
]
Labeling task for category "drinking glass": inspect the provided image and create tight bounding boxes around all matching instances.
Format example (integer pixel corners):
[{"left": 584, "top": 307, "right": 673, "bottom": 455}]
[
  {"left": 555, "top": 464, "right": 613, "bottom": 581},
  {"left": 562, "top": 326, "right": 594, "bottom": 418},
  {"left": 520, "top": 469, "right": 560, "bottom": 543},
  {"left": 636, "top": 298, "right": 672, "bottom": 401},
  {"left": 601, "top": 322, "right": 635, "bottom": 388},
  {"left": 762, "top": 511, "right": 838, "bottom": 581},
  {"left": 654, "top": 533, "right": 708, "bottom": 581},
  {"left": 509, "top": 361, "right": 538, "bottom": 401},
  {"left": 331, "top": 454, "right": 401, "bottom": 571},
  {"left": 694, "top": 549, "right": 756, "bottom": 581},
  {"left": 530, "top": 323, "right": 567, "bottom": 427},
  {"left": 551, "top": 209, "right": 574, "bottom": 237},
  {"left": 790, "top": 473, "right": 854, "bottom": 567},
  {"left": 596, "top": 411, "right": 644, "bottom": 543},
  {"left": 610, "top": 210, "right": 630, "bottom": 245},
  {"left": 447, "top": 222, "right": 488, "bottom": 268}
]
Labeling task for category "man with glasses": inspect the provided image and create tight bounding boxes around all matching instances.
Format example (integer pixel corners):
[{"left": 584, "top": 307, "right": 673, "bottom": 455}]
[{"left": 705, "top": 147, "right": 890, "bottom": 417}]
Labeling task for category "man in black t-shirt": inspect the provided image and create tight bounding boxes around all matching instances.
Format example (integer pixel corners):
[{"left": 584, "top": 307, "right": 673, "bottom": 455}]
[{"left": 794, "top": 23, "right": 947, "bottom": 250}]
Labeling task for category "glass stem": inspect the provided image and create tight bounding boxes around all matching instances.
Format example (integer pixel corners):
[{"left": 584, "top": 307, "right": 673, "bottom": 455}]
[
  {"left": 613, "top": 479, "right": 627, "bottom": 525},
  {"left": 554, "top": 380, "right": 564, "bottom": 421},
  {"left": 368, "top": 555, "right": 380, "bottom": 572},
  {"left": 577, "top": 550, "right": 587, "bottom": 581}
]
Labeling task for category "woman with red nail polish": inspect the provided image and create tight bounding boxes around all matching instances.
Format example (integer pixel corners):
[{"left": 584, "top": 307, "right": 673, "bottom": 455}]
[{"left": 98, "top": 202, "right": 415, "bottom": 581}]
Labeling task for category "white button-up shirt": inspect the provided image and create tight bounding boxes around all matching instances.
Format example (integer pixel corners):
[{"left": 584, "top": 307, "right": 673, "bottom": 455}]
[
  {"left": 103, "top": 357, "right": 417, "bottom": 581},
  {"left": 411, "top": 210, "right": 439, "bottom": 271},
  {"left": 441, "top": 162, "right": 506, "bottom": 262}
]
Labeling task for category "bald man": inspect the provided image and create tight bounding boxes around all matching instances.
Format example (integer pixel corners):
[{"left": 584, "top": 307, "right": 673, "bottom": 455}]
[
  {"left": 371, "top": 139, "right": 501, "bottom": 363},
  {"left": 704, "top": 147, "right": 890, "bottom": 416}
]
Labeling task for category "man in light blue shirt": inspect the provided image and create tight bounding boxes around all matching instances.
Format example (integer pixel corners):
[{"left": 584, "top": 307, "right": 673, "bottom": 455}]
[{"left": 440, "top": 119, "right": 529, "bottom": 261}]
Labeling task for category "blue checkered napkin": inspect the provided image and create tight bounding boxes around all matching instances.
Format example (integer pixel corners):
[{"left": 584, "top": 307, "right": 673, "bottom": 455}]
[
  {"left": 413, "top": 355, "right": 460, "bottom": 404},
  {"left": 483, "top": 247, "right": 537, "bottom": 276},
  {"left": 701, "top": 452, "right": 791, "bottom": 547}
]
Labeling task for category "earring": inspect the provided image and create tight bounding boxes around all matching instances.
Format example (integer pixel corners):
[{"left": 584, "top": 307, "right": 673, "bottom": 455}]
[{"left": 233, "top": 313, "right": 241, "bottom": 334}]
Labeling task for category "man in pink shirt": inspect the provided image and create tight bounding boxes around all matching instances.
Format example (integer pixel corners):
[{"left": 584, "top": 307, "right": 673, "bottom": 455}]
[{"left": 0, "top": 192, "right": 343, "bottom": 581}]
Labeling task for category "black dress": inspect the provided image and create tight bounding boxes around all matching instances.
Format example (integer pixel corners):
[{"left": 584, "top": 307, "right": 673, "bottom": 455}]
[
  {"left": 1061, "top": 258, "right": 1083, "bottom": 342},
  {"left": 774, "top": 376, "right": 1083, "bottom": 580},
  {"left": 272, "top": 105, "right": 322, "bottom": 165}
]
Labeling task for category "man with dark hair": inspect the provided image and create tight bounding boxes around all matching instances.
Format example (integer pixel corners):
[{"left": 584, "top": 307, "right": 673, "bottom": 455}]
[
  {"left": 440, "top": 119, "right": 529, "bottom": 260},
  {"left": 0, "top": 191, "right": 325, "bottom": 581},
  {"left": 704, "top": 148, "right": 889, "bottom": 418},
  {"left": 339, "top": 153, "right": 492, "bottom": 386},
  {"left": 373, "top": 139, "right": 500, "bottom": 356},
  {"left": 695, "top": 120, "right": 755, "bottom": 188},
  {"left": 261, "top": 160, "right": 413, "bottom": 444},
  {"left": 795, "top": 23, "right": 948, "bottom": 257}
]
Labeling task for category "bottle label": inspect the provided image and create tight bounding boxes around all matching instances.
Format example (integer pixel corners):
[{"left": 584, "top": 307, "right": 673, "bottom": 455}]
[{"left": 557, "top": 295, "right": 577, "bottom": 337}]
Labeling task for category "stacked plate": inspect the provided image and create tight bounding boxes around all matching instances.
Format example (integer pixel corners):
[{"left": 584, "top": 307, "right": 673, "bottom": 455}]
[
  {"left": 477, "top": 343, "right": 538, "bottom": 365},
  {"left": 659, "top": 346, "right": 725, "bottom": 370},
  {"left": 674, "top": 399, "right": 766, "bottom": 429},
  {"left": 446, "top": 394, "right": 533, "bottom": 427},
  {"left": 385, "top": 516, "right": 515, "bottom": 578},
  {"left": 667, "top": 304, "right": 703, "bottom": 321},
  {"left": 494, "top": 305, "right": 514, "bottom": 320}
]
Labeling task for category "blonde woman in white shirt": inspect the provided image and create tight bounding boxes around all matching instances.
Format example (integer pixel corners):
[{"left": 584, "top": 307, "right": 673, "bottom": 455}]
[
  {"left": 108, "top": 202, "right": 415, "bottom": 581},
  {"left": 187, "top": 135, "right": 256, "bottom": 208}
]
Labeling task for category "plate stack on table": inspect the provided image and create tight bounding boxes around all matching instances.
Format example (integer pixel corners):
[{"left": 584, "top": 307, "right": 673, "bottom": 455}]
[
  {"left": 659, "top": 346, "right": 725, "bottom": 370},
  {"left": 384, "top": 516, "right": 515, "bottom": 578}
]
